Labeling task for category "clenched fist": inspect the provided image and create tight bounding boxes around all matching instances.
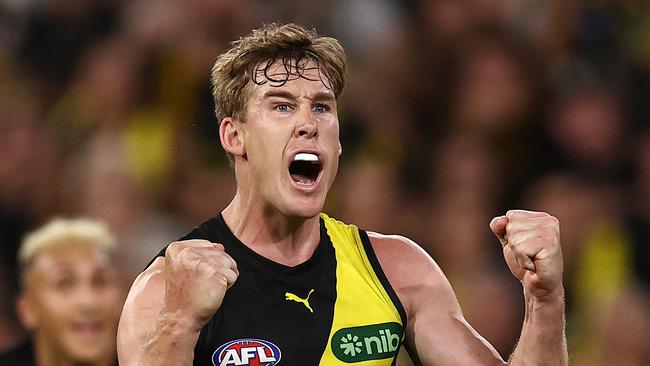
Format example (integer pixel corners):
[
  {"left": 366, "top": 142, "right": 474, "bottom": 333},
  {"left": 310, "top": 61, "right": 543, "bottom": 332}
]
[
  {"left": 490, "top": 210, "right": 564, "bottom": 299},
  {"left": 163, "top": 240, "right": 239, "bottom": 330}
]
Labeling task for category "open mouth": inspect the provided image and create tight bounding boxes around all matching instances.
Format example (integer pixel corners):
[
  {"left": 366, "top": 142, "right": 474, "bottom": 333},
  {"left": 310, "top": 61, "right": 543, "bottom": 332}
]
[{"left": 289, "top": 153, "right": 322, "bottom": 185}]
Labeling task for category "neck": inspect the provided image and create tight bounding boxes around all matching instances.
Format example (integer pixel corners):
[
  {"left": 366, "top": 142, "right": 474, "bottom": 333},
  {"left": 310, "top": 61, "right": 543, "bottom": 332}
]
[
  {"left": 222, "top": 191, "right": 321, "bottom": 267},
  {"left": 0, "top": 313, "right": 27, "bottom": 351}
]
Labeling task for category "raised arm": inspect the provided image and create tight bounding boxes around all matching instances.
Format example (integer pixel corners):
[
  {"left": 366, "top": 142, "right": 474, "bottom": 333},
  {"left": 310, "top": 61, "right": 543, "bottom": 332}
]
[
  {"left": 117, "top": 240, "right": 238, "bottom": 366},
  {"left": 117, "top": 257, "right": 166, "bottom": 365},
  {"left": 369, "top": 209, "right": 567, "bottom": 365},
  {"left": 490, "top": 210, "right": 568, "bottom": 365},
  {"left": 369, "top": 232, "right": 507, "bottom": 365}
]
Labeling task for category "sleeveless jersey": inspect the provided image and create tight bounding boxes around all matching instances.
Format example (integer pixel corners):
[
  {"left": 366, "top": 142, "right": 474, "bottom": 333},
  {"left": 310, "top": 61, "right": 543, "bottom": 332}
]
[{"left": 155, "top": 213, "right": 407, "bottom": 366}]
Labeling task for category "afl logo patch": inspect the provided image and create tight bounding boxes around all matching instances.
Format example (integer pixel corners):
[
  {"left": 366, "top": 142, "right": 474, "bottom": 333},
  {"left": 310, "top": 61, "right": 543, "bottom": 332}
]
[{"left": 212, "top": 338, "right": 282, "bottom": 366}]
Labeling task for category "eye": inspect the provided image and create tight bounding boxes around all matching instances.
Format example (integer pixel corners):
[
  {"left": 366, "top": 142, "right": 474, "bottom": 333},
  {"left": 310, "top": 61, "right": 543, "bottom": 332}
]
[
  {"left": 92, "top": 269, "right": 117, "bottom": 288},
  {"left": 54, "top": 275, "right": 75, "bottom": 290},
  {"left": 313, "top": 104, "right": 329, "bottom": 113},
  {"left": 274, "top": 103, "right": 292, "bottom": 112}
]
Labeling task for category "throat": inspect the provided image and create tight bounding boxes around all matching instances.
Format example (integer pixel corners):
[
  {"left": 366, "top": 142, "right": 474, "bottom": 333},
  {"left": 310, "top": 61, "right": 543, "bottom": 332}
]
[
  {"left": 222, "top": 203, "right": 322, "bottom": 266},
  {"left": 247, "top": 229, "right": 321, "bottom": 267},
  {"left": 263, "top": 245, "right": 319, "bottom": 267}
]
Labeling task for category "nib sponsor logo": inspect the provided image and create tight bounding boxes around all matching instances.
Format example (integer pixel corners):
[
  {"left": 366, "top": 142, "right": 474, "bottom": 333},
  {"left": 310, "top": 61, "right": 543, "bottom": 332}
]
[
  {"left": 212, "top": 339, "right": 281, "bottom": 366},
  {"left": 332, "top": 322, "right": 403, "bottom": 363}
]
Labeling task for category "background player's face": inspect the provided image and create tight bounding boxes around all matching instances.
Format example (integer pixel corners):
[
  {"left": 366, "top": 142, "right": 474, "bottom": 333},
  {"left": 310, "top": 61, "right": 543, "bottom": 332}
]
[
  {"left": 239, "top": 59, "right": 341, "bottom": 218},
  {"left": 19, "top": 243, "right": 122, "bottom": 363}
]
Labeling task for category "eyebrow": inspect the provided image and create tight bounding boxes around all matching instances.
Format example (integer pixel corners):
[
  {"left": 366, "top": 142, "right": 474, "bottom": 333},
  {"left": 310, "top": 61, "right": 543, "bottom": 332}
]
[{"left": 262, "top": 90, "right": 335, "bottom": 103}]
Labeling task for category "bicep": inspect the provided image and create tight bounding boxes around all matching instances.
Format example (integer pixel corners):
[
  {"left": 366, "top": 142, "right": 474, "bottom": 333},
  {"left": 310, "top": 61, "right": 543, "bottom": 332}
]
[
  {"left": 404, "top": 269, "right": 506, "bottom": 365},
  {"left": 407, "top": 305, "right": 506, "bottom": 365},
  {"left": 117, "top": 257, "right": 166, "bottom": 366},
  {"left": 368, "top": 233, "right": 505, "bottom": 365}
]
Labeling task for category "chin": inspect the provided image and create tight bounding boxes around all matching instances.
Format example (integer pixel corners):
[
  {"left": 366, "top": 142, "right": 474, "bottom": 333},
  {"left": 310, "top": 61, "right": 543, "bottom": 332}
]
[
  {"left": 67, "top": 348, "right": 111, "bottom": 364},
  {"left": 285, "top": 200, "right": 324, "bottom": 219},
  {"left": 288, "top": 207, "right": 322, "bottom": 220},
  {"left": 64, "top": 334, "right": 114, "bottom": 363}
]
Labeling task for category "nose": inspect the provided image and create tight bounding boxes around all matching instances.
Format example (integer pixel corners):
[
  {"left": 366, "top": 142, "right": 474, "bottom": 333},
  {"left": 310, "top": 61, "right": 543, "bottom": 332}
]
[
  {"left": 73, "top": 282, "right": 115, "bottom": 315},
  {"left": 295, "top": 116, "right": 318, "bottom": 139},
  {"left": 74, "top": 285, "right": 102, "bottom": 310}
]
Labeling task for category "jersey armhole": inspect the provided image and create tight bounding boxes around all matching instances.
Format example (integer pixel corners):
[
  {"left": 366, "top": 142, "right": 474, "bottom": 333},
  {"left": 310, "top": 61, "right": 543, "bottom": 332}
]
[{"left": 358, "top": 229, "right": 408, "bottom": 328}]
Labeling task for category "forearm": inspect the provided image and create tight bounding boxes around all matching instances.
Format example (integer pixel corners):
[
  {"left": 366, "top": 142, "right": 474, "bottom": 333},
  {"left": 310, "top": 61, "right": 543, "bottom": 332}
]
[
  {"left": 139, "top": 312, "right": 201, "bottom": 366},
  {"left": 508, "top": 289, "right": 568, "bottom": 366}
]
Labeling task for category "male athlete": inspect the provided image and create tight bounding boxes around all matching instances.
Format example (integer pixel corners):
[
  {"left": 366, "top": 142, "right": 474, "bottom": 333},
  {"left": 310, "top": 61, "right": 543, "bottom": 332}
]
[{"left": 117, "top": 24, "right": 568, "bottom": 365}]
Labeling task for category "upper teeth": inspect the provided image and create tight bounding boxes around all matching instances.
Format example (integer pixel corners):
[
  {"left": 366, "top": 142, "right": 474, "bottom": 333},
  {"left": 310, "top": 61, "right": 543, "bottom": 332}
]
[{"left": 294, "top": 153, "right": 319, "bottom": 162}]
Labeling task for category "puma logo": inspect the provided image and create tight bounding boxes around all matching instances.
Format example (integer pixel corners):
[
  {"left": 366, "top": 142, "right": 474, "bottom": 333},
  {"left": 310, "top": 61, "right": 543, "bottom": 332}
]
[{"left": 285, "top": 289, "right": 315, "bottom": 313}]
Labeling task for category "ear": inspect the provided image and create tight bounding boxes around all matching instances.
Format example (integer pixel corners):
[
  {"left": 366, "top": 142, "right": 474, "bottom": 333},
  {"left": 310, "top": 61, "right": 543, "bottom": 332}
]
[
  {"left": 338, "top": 141, "right": 343, "bottom": 156},
  {"left": 219, "top": 117, "right": 246, "bottom": 158},
  {"left": 16, "top": 292, "right": 38, "bottom": 330}
]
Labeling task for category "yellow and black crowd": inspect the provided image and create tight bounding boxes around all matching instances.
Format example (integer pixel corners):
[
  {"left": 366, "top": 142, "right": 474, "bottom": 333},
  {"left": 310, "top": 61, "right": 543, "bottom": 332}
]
[{"left": 0, "top": 1, "right": 648, "bottom": 365}]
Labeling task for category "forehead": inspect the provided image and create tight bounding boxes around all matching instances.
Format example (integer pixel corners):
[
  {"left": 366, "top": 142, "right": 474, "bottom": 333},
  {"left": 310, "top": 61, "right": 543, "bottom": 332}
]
[
  {"left": 30, "top": 243, "right": 113, "bottom": 275},
  {"left": 249, "top": 58, "right": 335, "bottom": 98}
]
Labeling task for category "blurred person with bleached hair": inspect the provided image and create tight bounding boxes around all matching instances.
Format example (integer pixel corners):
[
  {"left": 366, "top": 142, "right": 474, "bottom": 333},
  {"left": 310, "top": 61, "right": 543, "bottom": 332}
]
[{"left": 6, "top": 218, "right": 123, "bottom": 366}]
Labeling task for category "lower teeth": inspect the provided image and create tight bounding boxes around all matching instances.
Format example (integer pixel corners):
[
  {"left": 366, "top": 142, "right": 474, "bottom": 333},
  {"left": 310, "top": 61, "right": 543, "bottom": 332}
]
[{"left": 291, "top": 174, "right": 314, "bottom": 184}]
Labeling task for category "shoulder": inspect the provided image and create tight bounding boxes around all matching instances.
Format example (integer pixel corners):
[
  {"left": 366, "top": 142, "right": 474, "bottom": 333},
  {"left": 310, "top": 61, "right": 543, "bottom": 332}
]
[
  {"left": 366, "top": 232, "right": 458, "bottom": 319},
  {"left": 366, "top": 231, "right": 444, "bottom": 281},
  {"left": 117, "top": 257, "right": 166, "bottom": 364},
  {"left": 132, "top": 256, "right": 166, "bottom": 293},
  {"left": 120, "top": 257, "right": 166, "bottom": 326},
  {"left": 366, "top": 231, "right": 433, "bottom": 266}
]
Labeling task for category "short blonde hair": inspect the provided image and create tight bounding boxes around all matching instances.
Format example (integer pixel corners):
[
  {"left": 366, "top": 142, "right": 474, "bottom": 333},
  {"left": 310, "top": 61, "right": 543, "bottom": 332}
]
[
  {"left": 211, "top": 23, "right": 346, "bottom": 123},
  {"left": 19, "top": 218, "right": 117, "bottom": 270}
]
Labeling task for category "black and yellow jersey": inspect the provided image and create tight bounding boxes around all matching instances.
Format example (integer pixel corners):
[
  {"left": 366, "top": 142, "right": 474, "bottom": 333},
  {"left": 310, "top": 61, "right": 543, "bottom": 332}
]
[{"left": 155, "top": 213, "right": 407, "bottom": 366}]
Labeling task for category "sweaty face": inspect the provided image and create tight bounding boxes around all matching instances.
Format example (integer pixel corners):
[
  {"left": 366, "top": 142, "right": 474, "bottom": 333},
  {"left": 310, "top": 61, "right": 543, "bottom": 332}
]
[
  {"left": 21, "top": 243, "right": 122, "bottom": 363},
  {"left": 238, "top": 59, "right": 341, "bottom": 218}
]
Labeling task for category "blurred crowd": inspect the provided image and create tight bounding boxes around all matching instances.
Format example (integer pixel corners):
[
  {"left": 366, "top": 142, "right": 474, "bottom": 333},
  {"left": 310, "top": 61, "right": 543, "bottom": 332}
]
[{"left": 0, "top": 0, "right": 649, "bottom": 365}]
